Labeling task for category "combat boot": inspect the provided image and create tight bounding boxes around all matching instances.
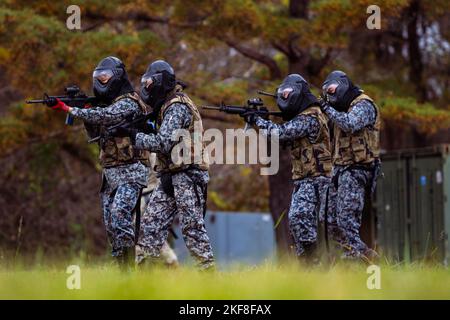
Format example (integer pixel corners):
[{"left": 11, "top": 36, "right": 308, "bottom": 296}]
[
  {"left": 298, "top": 242, "right": 320, "bottom": 268},
  {"left": 135, "top": 245, "right": 158, "bottom": 270},
  {"left": 361, "top": 248, "right": 380, "bottom": 265},
  {"left": 116, "top": 246, "right": 135, "bottom": 272},
  {"left": 198, "top": 260, "right": 216, "bottom": 272}
]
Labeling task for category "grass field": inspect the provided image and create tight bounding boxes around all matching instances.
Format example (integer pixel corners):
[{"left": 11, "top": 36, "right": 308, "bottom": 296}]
[{"left": 1, "top": 261, "right": 449, "bottom": 299}]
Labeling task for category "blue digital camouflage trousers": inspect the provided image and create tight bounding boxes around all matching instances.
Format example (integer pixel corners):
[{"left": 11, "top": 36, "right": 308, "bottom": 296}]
[
  {"left": 328, "top": 167, "right": 373, "bottom": 258},
  {"left": 136, "top": 170, "right": 215, "bottom": 269},
  {"left": 289, "top": 175, "right": 332, "bottom": 256},
  {"left": 101, "top": 181, "right": 142, "bottom": 257},
  {"left": 100, "top": 162, "right": 148, "bottom": 257}
]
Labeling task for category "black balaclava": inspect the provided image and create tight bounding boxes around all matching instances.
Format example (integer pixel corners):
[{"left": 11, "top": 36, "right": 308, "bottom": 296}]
[
  {"left": 140, "top": 60, "right": 176, "bottom": 111},
  {"left": 92, "top": 56, "right": 134, "bottom": 104},
  {"left": 322, "top": 70, "right": 361, "bottom": 112},
  {"left": 276, "top": 74, "right": 319, "bottom": 121}
]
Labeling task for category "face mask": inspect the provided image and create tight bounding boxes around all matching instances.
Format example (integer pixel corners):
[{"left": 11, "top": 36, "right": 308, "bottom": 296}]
[
  {"left": 140, "top": 70, "right": 176, "bottom": 109},
  {"left": 139, "top": 60, "right": 176, "bottom": 109},
  {"left": 92, "top": 56, "right": 133, "bottom": 104},
  {"left": 276, "top": 74, "right": 318, "bottom": 120},
  {"left": 322, "top": 70, "right": 360, "bottom": 112}
]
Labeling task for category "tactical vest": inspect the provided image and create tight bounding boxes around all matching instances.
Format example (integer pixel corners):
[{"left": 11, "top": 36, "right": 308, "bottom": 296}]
[
  {"left": 291, "top": 106, "right": 332, "bottom": 180},
  {"left": 99, "top": 92, "right": 152, "bottom": 168},
  {"left": 155, "top": 87, "right": 209, "bottom": 173},
  {"left": 333, "top": 94, "right": 381, "bottom": 166}
]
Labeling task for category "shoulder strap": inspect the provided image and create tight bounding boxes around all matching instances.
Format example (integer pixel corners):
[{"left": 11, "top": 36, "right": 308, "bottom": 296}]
[
  {"left": 114, "top": 92, "right": 152, "bottom": 114},
  {"left": 301, "top": 106, "right": 321, "bottom": 117},
  {"left": 160, "top": 88, "right": 196, "bottom": 119},
  {"left": 350, "top": 93, "right": 374, "bottom": 107}
]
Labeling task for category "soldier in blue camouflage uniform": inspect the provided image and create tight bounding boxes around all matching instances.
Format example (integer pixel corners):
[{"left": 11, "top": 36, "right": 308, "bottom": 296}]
[
  {"left": 244, "top": 74, "right": 334, "bottom": 262},
  {"left": 49, "top": 57, "right": 150, "bottom": 266},
  {"left": 112, "top": 60, "right": 214, "bottom": 270},
  {"left": 320, "top": 70, "right": 381, "bottom": 261}
]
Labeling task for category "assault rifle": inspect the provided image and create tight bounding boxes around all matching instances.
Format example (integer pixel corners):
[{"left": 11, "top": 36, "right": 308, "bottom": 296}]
[
  {"left": 203, "top": 97, "right": 282, "bottom": 129},
  {"left": 88, "top": 112, "right": 157, "bottom": 144},
  {"left": 26, "top": 85, "right": 102, "bottom": 125}
]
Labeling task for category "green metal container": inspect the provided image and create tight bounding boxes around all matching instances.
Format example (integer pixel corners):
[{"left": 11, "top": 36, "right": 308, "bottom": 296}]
[{"left": 376, "top": 144, "right": 450, "bottom": 264}]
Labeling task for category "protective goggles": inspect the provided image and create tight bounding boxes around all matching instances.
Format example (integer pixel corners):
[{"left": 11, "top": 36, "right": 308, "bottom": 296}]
[
  {"left": 277, "top": 86, "right": 294, "bottom": 99},
  {"left": 93, "top": 69, "right": 114, "bottom": 84},
  {"left": 141, "top": 73, "right": 163, "bottom": 89},
  {"left": 322, "top": 81, "right": 339, "bottom": 96}
]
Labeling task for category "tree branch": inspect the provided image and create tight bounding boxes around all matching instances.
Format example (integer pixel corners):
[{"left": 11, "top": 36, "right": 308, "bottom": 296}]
[
  {"left": 288, "top": 34, "right": 303, "bottom": 59},
  {"left": 224, "top": 39, "right": 282, "bottom": 80},
  {"left": 307, "top": 48, "right": 333, "bottom": 76},
  {"left": 84, "top": 10, "right": 169, "bottom": 24},
  {"left": 271, "top": 41, "right": 290, "bottom": 57},
  {"left": 83, "top": 10, "right": 203, "bottom": 29}
]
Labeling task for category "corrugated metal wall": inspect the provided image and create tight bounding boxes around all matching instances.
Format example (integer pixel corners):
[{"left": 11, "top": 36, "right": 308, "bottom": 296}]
[
  {"left": 376, "top": 145, "right": 450, "bottom": 263},
  {"left": 173, "top": 211, "right": 276, "bottom": 266}
]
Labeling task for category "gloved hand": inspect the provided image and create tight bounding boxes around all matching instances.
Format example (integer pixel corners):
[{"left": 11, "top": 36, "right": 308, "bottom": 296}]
[
  {"left": 110, "top": 126, "right": 139, "bottom": 144},
  {"left": 240, "top": 111, "right": 257, "bottom": 125},
  {"left": 47, "top": 98, "right": 70, "bottom": 112},
  {"left": 136, "top": 119, "right": 156, "bottom": 135},
  {"left": 318, "top": 95, "right": 329, "bottom": 112},
  {"left": 258, "top": 110, "right": 269, "bottom": 120}
]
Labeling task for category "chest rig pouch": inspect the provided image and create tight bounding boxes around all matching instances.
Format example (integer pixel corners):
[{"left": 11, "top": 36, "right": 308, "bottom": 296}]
[{"left": 99, "top": 93, "right": 152, "bottom": 168}]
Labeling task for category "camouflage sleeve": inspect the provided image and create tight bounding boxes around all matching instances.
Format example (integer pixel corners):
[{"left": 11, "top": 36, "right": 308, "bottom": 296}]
[
  {"left": 323, "top": 100, "right": 376, "bottom": 133},
  {"left": 70, "top": 98, "right": 141, "bottom": 126},
  {"left": 134, "top": 103, "right": 193, "bottom": 154},
  {"left": 254, "top": 114, "right": 320, "bottom": 142}
]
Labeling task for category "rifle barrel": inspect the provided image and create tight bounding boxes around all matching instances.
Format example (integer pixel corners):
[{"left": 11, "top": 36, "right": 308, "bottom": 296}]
[
  {"left": 267, "top": 111, "right": 283, "bottom": 116},
  {"left": 257, "top": 90, "right": 277, "bottom": 98},
  {"left": 26, "top": 99, "right": 46, "bottom": 104},
  {"left": 202, "top": 106, "right": 221, "bottom": 110},
  {"left": 203, "top": 104, "right": 283, "bottom": 117}
]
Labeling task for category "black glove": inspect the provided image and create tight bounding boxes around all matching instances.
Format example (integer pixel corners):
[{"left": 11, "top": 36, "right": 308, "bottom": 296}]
[
  {"left": 258, "top": 110, "right": 269, "bottom": 120},
  {"left": 44, "top": 97, "right": 58, "bottom": 107},
  {"left": 110, "top": 126, "right": 139, "bottom": 144},
  {"left": 318, "top": 95, "right": 329, "bottom": 112},
  {"left": 241, "top": 111, "right": 257, "bottom": 125},
  {"left": 139, "top": 119, "right": 157, "bottom": 134}
]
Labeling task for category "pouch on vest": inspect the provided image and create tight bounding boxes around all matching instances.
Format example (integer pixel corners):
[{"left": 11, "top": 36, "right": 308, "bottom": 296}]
[{"left": 352, "top": 139, "right": 368, "bottom": 163}]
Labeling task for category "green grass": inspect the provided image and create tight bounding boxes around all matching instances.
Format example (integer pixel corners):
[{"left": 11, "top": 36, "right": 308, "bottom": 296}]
[{"left": 1, "top": 261, "right": 449, "bottom": 299}]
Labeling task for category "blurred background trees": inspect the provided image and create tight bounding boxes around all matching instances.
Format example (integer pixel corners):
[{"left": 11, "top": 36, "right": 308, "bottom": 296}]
[{"left": 0, "top": 0, "right": 448, "bottom": 260}]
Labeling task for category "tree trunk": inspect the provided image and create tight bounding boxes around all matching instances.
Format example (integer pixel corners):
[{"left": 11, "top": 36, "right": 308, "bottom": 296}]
[
  {"left": 289, "top": 0, "right": 309, "bottom": 18},
  {"left": 406, "top": 0, "right": 427, "bottom": 102},
  {"left": 268, "top": 147, "right": 294, "bottom": 258},
  {"left": 288, "top": 56, "right": 306, "bottom": 75}
]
